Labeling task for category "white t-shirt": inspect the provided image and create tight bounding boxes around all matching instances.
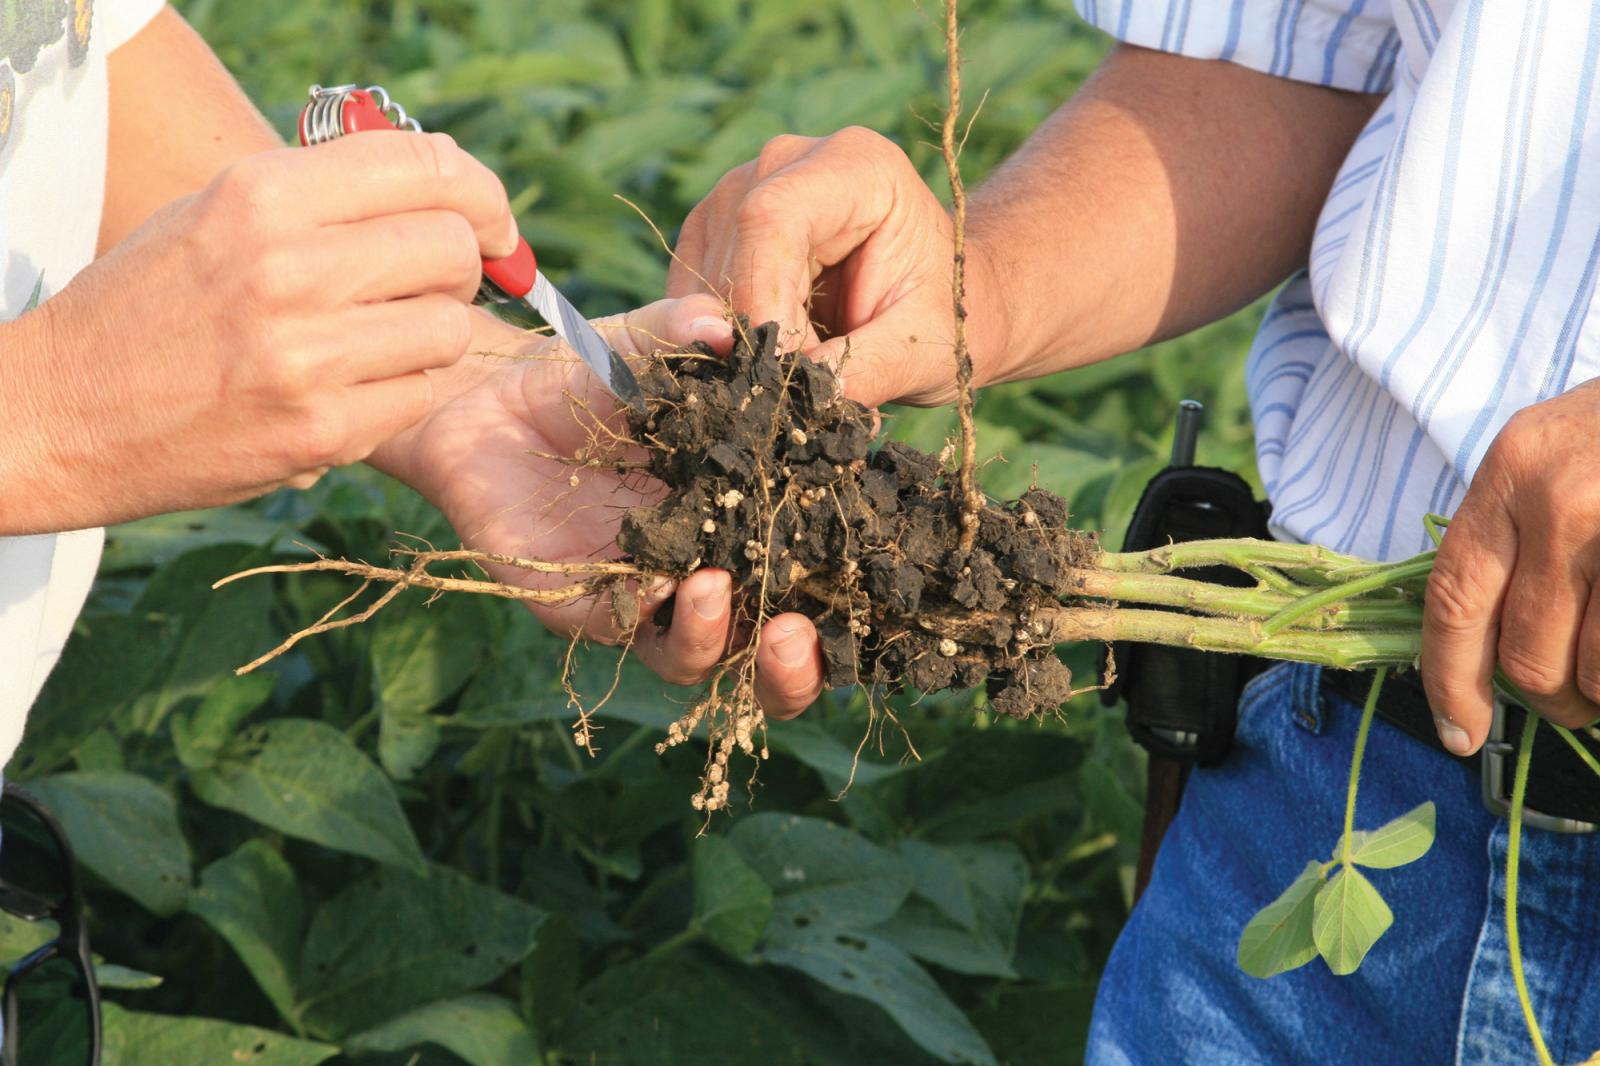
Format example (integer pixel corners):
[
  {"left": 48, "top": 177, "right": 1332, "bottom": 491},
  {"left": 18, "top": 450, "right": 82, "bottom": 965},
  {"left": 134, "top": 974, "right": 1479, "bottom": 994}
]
[{"left": 1, "top": 0, "right": 166, "bottom": 767}]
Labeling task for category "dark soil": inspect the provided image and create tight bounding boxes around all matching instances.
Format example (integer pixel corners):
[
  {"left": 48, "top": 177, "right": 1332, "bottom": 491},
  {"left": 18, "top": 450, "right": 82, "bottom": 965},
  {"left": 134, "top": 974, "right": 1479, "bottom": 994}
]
[{"left": 616, "top": 322, "right": 1096, "bottom": 719}]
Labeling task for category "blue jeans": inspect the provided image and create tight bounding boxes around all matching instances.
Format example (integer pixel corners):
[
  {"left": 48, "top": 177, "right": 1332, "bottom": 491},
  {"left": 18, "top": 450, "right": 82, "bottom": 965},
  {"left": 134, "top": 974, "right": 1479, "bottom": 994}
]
[{"left": 1086, "top": 663, "right": 1600, "bottom": 1065}]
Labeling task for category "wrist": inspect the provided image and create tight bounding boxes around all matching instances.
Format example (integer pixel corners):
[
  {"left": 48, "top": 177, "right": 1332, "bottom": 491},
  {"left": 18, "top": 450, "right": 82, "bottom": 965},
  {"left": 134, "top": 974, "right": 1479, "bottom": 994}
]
[
  {"left": 0, "top": 304, "right": 69, "bottom": 535},
  {"left": 964, "top": 232, "right": 1015, "bottom": 390}
]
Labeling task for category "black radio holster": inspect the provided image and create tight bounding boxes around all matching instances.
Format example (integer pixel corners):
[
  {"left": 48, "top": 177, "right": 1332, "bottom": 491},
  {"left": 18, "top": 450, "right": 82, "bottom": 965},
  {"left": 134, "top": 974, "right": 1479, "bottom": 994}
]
[{"left": 1099, "top": 466, "right": 1272, "bottom": 766}]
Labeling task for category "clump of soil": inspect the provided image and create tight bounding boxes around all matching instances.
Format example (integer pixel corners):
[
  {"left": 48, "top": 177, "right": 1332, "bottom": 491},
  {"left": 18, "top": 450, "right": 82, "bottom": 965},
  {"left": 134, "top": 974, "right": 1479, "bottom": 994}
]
[{"left": 616, "top": 321, "right": 1096, "bottom": 720}]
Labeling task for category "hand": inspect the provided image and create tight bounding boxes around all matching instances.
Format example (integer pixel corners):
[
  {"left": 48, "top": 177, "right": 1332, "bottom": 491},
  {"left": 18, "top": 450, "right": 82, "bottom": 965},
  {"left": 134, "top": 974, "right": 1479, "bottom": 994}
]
[
  {"left": 374, "top": 298, "right": 828, "bottom": 704},
  {"left": 1422, "top": 380, "right": 1600, "bottom": 753},
  {"left": 0, "top": 132, "right": 518, "bottom": 535},
  {"left": 668, "top": 126, "right": 1005, "bottom": 409}
]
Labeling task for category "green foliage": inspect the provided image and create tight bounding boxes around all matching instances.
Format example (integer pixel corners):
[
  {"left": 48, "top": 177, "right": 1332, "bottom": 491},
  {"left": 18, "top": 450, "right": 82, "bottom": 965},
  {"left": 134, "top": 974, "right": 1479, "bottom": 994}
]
[
  {"left": 16, "top": 1, "right": 1270, "bottom": 1061},
  {"left": 1236, "top": 671, "right": 1436, "bottom": 984}
]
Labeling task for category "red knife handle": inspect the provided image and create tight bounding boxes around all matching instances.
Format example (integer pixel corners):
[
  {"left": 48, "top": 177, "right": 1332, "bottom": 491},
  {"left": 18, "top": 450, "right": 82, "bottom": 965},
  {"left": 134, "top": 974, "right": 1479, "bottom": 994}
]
[{"left": 297, "top": 85, "right": 538, "bottom": 301}]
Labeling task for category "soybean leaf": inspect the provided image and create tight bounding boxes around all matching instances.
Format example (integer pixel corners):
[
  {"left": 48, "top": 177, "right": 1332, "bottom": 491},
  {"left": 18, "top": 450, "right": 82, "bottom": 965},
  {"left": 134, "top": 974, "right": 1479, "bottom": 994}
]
[
  {"left": 874, "top": 842, "right": 1027, "bottom": 977},
  {"left": 1237, "top": 860, "right": 1324, "bottom": 979},
  {"left": 761, "top": 924, "right": 998, "bottom": 1066},
  {"left": 873, "top": 901, "right": 1018, "bottom": 979},
  {"left": 171, "top": 673, "right": 276, "bottom": 770},
  {"left": 561, "top": 954, "right": 854, "bottom": 1065},
  {"left": 693, "top": 834, "right": 773, "bottom": 958},
  {"left": 294, "top": 863, "right": 547, "bottom": 1036},
  {"left": 135, "top": 545, "right": 277, "bottom": 723},
  {"left": 1344, "top": 801, "right": 1436, "bottom": 869},
  {"left": 14, "top": 612, "right": 165, "bottom": 776},
  {"left": 728, "top": 813, "right": 914, "bottom": 928},
  {"left": 189, "top": 841, "right": 305, "bottom": 1027},
  {"left": 1312, "top": 865, "right": 1393, "bottom": 976},
  {"left": 94, "top": 963, "right": 162, "bottom": 990},
  {"left": 100, "top": 1003, "right": 337, "bottom": 1066},
  {"left": 969, "top": 982, "right": 1098, "bottom": 1066},
  {"left": 100, "top": 508, "right": 314, "bottom": 573},
  {"left": 0, "top": 911, "right": 55, "bottom": 965},
  {"left": 347, "top": 994, "right": 540, "bottom": 1066},
  {"left": 26, "top": 772, "right": 191, "bottom": 916},
  {"left": 370, "top": 595, "right": 488, "bottom": 779},
  {"left": 191, "top": 718, "right": 425, "bottom": 874},
  {"left": 764, "top": 718, "right": 905, "bottom": 791}
]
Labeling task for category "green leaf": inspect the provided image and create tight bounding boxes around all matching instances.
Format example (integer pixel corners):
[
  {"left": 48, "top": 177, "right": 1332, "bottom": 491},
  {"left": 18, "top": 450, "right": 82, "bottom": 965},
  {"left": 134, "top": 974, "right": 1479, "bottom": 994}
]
[
  {"left": 93, "top": 962, "right": 162, "bottom": 990},
  {"left": 370, "top": 596, "right": 488, "bottom": 778},
  {"left": 1237, "top": 860, "right": 1324, "bottom": 979},
  {"left": 728, "top": 814, "right": 914, "bottom": 928},
  {"left": 693, "top": 834, "right": 773, "bottom": 958},
  {"left": 100, "top": 1003, "right": 337, "bottom": 1066},
  {"left": 0, "top": 911, "right": 56, "bottom": 966},
  {"left": 25, "top": 772, "right": 191, "bottom": 916},
  {"left": 189, "top": 840, "right": 305, "bottom": 1027},
  {"left": 873, "top": 842, "right": 1026, "bottom": 977},
  {"left": 135, "top": 545, "right": 278, "bottom": 724},
  {"left": 294, "top": 863, "right": 547, "bottom": 1036},
  {"left": 969, "top": 981, "right": 1098, "bottom": 1066},
  {"left": 762, "top": 924, "right": 997, "bottom": 1066},
  {"left": 13, "top": 613, "right": 165, "bottom": 776},
  {"left": 561, "top": 954, "right": 853, "bottom": 1065},
  {"left": 764, "top": 718, "right": 905, "bottom": 791},
  {"left": 172, "top": 673, "right": 276, "bottom": 770},
  {"left": 100, "top": 508, "right": 316, "bottom": 573},
  {"left": 1344, "top": 801, "right": 1436, "bottom": 869},
  {"left": 347, "top": 994, "right": 540, "bottom": 1066},
  {"left": 1312, "top": 865, "right": 1394, "bottom": 976},
  {"left": 191, "top": 718, "right": 425, "bottom": 873}
]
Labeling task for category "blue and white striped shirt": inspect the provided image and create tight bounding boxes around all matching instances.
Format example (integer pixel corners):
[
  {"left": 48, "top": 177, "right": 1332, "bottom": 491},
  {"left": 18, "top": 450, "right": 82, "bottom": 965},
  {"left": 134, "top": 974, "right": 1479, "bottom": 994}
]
[{"left": 1076, "top": 1, "right": 1600, "bottom": 561}]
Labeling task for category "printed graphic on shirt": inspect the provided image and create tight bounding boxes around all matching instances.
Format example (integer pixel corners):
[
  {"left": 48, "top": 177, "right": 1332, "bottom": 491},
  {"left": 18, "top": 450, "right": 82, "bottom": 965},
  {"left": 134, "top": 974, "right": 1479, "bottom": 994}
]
[{"left": 0, "top": 0, "right": 94, "bottom": 153}]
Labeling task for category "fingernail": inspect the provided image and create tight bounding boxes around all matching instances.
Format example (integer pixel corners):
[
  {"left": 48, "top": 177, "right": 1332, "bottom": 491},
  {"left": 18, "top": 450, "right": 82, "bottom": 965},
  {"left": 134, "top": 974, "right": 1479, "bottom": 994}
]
[
  {"left": 504, "top": 215, "right": 522, "bottom": 255},
  {"left": 690, "top": 572, "right": 730, "bottom": 620},
  {"left": 643, "top": 577, "right": 677, "bottom": 609},
  {"left": 1435, "top": 717, "right": 1473, "bottom": 756},
  {"left": 771, "top": 622, "right": 811, "bottom": 668},
  {"left": 691, "top": 316, "right": 733, "bottom": 348}
]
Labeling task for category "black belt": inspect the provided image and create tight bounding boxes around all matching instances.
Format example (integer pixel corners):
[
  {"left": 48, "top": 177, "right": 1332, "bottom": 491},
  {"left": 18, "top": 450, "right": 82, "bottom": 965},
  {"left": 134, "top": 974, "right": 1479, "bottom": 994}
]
[{"left": 1323, "top": 667, "right": 1600, "bottom": 831}]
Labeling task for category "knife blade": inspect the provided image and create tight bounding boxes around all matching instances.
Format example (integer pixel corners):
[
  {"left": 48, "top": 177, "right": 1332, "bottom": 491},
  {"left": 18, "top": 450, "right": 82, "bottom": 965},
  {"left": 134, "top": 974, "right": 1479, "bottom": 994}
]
[{"left": 298, "top": 84, "right": 647, "bottom": 414}]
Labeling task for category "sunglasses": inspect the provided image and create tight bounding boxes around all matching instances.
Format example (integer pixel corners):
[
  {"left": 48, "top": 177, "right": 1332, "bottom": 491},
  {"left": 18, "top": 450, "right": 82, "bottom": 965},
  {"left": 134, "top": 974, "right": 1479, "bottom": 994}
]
[{"left": 0, "top": 782, "right": 100, "bottom": 1066}]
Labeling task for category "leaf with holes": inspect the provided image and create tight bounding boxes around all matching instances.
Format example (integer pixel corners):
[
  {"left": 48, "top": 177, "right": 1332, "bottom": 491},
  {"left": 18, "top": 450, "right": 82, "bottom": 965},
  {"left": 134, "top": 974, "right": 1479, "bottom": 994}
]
[
  {"left": 761, "top": 923, "right": 997, "bottom": 1066},
  {"left": 100, "top": 1003, "right": 337, "bottom": 1065},
  {"left": 729, "top": 814, "right": 913, "bottom": 928},
  {"left": 191, "top": 718, "right": 424, "bottom": 874},
  {"left": 293, "top": 863, "right": 547, "bottom": 1037}
]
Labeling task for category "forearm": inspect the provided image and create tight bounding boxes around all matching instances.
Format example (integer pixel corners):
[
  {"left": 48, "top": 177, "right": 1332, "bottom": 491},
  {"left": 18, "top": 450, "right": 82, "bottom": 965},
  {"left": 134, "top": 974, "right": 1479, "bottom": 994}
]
[
  {"left": 100, "top": 7, "right": 281, "bottom": 253},
  {"left": 970, "top": 44, "right": 1382, "bottom": 386}
]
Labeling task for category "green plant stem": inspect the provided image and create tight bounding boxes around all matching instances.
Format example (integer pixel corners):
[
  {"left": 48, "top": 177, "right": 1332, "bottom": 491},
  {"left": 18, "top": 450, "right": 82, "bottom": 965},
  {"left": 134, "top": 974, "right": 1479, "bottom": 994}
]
[
  {"left": 1099, "top": 539, "right": 1382, "bottom": 578},
  {"left": 1076, "top": 569, "right": 1424, "bottom": 630},
  {"left": 1027, "top": 606, "right": 1421, "bottom": 669},
  {"left": 1260, "top": 556, "right": 1435, "bottom": 636},
  {"left": 1339, "top": 668, "right": 1388, "bottom": 863},
  {"left": 1506, "top": 712, "right": 1555, "bottom": 1066},
  {"left": 1551, "top": 724, "right": 1600, "bottom": 780}
]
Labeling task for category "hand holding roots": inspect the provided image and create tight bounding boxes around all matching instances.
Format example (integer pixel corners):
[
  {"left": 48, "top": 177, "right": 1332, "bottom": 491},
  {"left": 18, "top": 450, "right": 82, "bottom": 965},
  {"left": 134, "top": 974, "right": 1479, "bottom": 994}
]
[{"left": 222, "top": 322, "right": 1432, "bottom": 811}]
